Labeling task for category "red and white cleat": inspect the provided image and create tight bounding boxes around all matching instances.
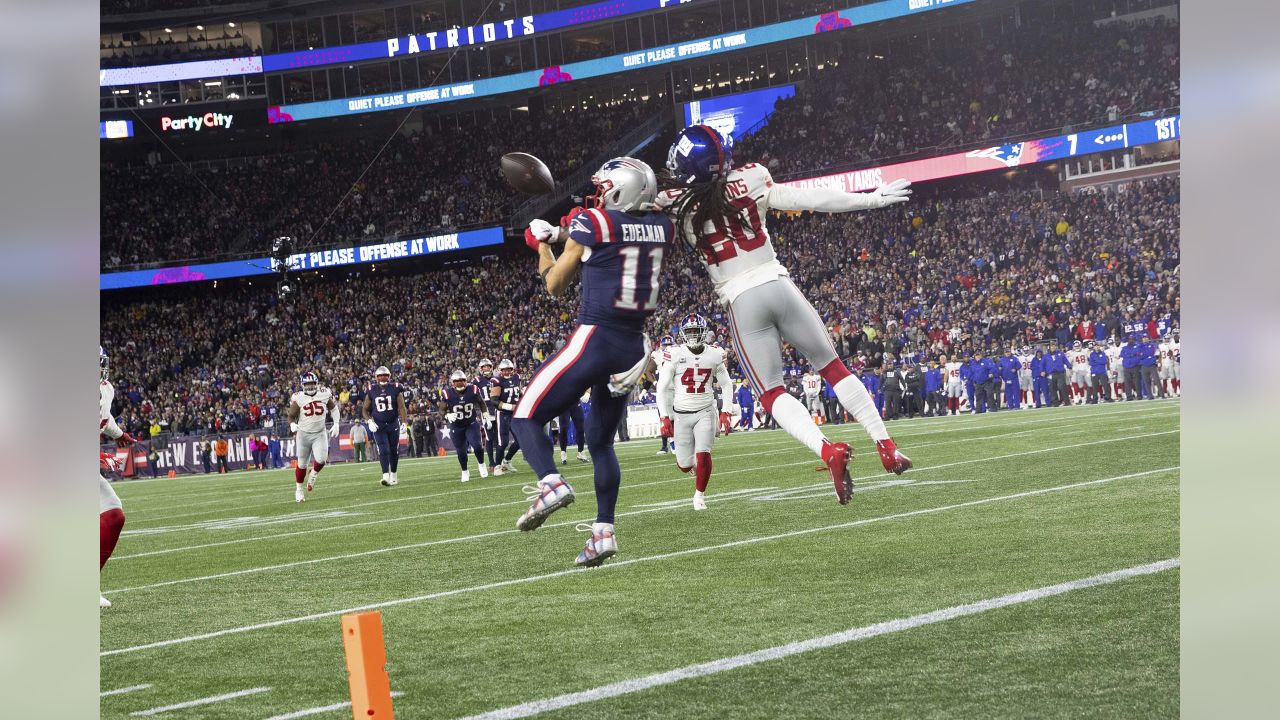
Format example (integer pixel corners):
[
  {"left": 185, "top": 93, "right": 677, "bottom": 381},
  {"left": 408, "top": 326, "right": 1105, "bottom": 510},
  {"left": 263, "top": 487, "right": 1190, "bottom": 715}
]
[
  {"left": 575, "top": 522, "right": 617, "bottom": 567},
  {"left": 821, "top": 441, "right": 854, "bottom": 505},
  {"left": 516, "top": 476, "right": 575, "bottom": 532},
  {"left": 305, "top": 468, "right": 317, "bottom": 492},
  {"left": 877, "top": 439, "right": 913, "bottom": 475}
]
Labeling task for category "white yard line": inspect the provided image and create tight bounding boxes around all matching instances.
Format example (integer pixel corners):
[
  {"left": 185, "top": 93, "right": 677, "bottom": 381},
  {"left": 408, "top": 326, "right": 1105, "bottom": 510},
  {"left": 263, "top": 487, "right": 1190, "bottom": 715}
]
[
  {"left": 129, "top": 687, "right": 271, "bottom": 716},
  {"left": 105, "top": 430, "right": 1179, "bottom": 585},
  {"left": 120, "top": 403, "right": 1177, "bottom": 513},
  {"left": 100, "top": 683, "right": 152, "bottom": 697},
  {"left": 262, "top": 692, "right": 404, "bottom": 720},
  {"left": 100, "top": 466, "right": 1178, "bottom": 657},
  {"left": 456, "top": 558, "right": 1181, "bottom": 720}
]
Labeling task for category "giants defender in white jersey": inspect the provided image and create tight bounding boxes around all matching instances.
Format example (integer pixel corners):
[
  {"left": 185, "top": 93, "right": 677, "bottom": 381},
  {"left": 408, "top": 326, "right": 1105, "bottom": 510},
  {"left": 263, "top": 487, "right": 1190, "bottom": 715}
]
[
  {"left": 801, "top": 370, "right": 825, "bottom": 420},
  {"left": 98, "top": 347, "right": 134, "bottom": 609},
  {"left": 656, "top": 314, "right": 734, "bottom": 510},
  {"left": 1158, "top": 333, "right": 1181, "bottom": 395},
  {"left": 1106, "top": 341, "right": 1125, "bottom": 400},
  {"left": 1017, "top": 348, "right": 1035, "bottom": 408},
  {"left": 1069, "top": 341, "right": 1092, "bottom": 404},
  {"left": 287, "top": 371, "right": 340, "bottom": 503},
  {"left": 657, "top": 124, "right": 912, "bottom": 505},
  {"left": 942, "top": 354, "right": 964, "bottom": 415}
]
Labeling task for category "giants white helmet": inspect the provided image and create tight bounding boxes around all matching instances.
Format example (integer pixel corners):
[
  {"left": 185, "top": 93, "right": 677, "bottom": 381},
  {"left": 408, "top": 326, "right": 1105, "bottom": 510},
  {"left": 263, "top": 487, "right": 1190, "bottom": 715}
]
[{"left": 588, "top": 157, "right": 658, "bottom": 212}]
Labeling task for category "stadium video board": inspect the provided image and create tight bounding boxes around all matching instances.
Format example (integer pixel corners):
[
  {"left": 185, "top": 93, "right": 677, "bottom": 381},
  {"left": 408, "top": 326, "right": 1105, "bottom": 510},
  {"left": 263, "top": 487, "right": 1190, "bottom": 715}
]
[
  {"left": 682, "top": 84, "right": 795, "bottom": 142},
  {"left": 99, "top": 119, "right": 134, "bottom": 140},
  {"left": 266, "top": 0, "right": 976, "bottom": 123},
  {"left": 782, "top": 115, "right": 1182, "bottom": 192},
  {"left": 100, "top": 226, "right": 505, "bottom": 290}
]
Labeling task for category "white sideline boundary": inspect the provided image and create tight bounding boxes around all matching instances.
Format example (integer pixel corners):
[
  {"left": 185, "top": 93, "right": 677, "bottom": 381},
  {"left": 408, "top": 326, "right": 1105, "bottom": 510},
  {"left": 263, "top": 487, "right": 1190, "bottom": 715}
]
[
  {"left": 100, "top": 466, "right": 1178, "bottom": 657},
  {"left": 129, "top": 687, "right": 271, "bottom": 716},
  {"left": 456, "top": 559, "right": 1181, "bottom": 720},
  {"left": 105, "top": 431, "right": 1179, "bottom": 591},
  {"left": 101, "top": 683, "right": 152, "bottom": 697},
  {"left": 262, "top": 692, "right": 404, "bottom": 720},
  {"left": 118, "top": 402, "right": 1178, "bottom": 506}
]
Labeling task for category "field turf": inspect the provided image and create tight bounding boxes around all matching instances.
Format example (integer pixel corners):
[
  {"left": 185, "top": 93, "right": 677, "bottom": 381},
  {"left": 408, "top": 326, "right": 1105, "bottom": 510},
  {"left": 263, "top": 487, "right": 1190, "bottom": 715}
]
[{"left": 100, "top": 399, "right": 1180, "bottom": 719}]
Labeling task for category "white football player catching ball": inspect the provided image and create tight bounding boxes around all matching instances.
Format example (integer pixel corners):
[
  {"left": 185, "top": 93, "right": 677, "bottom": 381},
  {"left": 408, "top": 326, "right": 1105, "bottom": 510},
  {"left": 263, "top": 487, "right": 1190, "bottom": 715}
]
[
  {"left": 657, "top": 124, "right": 913, "bottom": 505},
  {"left": 656, "top": 314, "right": 734, "bottom": 511},
  {"left": 287, "top": 371, "right": 340, "bottom": 502}
]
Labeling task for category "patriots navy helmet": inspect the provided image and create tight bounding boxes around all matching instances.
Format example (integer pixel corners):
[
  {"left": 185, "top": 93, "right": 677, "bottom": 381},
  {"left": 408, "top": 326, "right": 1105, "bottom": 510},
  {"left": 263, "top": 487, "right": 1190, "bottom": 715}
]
[
  {"left": 666, "top": 125, "right": 733, "bottom": 185},
  {"left": 300, "top": 372, "right": 319, "bottom": 395},
  {"left": 678, "top": 313, "right": 709, "bottom": 350}
]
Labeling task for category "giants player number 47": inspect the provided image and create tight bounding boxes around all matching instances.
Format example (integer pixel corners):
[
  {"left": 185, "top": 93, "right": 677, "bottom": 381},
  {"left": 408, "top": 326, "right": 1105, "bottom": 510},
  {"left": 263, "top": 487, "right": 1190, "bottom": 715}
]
[
  {"left": 656, "top": 314, "right": 733, "bottom": 511},
  {"left": 657, "top": 124, "right": 913, "bottom": 505}
]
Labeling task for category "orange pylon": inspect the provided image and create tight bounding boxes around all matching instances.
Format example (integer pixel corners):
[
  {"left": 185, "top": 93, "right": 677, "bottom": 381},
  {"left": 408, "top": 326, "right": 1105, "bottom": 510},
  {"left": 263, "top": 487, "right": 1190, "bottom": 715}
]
[{"left": 341, "top": 611, "right": 395, "bottom": 719}]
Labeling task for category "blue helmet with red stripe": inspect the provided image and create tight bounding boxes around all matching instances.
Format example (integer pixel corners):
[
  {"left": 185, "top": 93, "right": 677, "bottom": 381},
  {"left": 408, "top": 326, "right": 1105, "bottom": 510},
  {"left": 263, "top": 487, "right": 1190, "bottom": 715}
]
[
  {"left": 660, "top": 334, "right": 675, "bottom": 348},
  {"left": 666, "top": 125, "right": 733, "bottom": 185},
  {"left": 679, "top": 313, "right": 709, "bottom": 350}
]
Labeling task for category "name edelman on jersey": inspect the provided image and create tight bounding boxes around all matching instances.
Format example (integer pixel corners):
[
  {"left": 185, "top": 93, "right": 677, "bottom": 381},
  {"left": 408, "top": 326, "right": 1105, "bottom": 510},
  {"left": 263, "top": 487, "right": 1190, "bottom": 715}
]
[{"left": 619, "top": 223, "right": 668, "bottom": 243}]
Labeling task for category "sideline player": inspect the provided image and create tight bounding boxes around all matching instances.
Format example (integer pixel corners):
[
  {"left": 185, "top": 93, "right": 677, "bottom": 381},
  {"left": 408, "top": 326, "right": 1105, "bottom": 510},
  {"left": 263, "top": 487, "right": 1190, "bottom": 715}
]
[
  {"left": 1159, "top": 332, "right": 1180, "bottom": 396},
  {"left": 364, "top": 365, "right": 408, "bottom": 486},
  {"left": 516, "top": 156, "right": 672, "bottom": 566},
  {"left": 801, "top": 366, "right": 825, "bottom": 422},
  {"left": 656, "top": 313, "right": 733, "bottom": 510},
  {"left": 493, "top": 359, "right": 525, "bottom": 474},
  {"left": 99, "top": 347, "right": 135, "bottom": 609},
  {"left": 557, "top": 398, "right": 589, "bottom": 466},
  {"left": 288, "top": 371, "right": 340, "bottom": 502},
  {"left": 651, "top": 335, "right": 675, "bottom": 454},
  {"left": 1070, "top": 340, "right": 1091, "bottom": 405},
  {"left": 942, "top": 353, "right": 963, "bottom": 415},
  {"left": 439, "top": 370, "right": 489, "bottom": 483}
]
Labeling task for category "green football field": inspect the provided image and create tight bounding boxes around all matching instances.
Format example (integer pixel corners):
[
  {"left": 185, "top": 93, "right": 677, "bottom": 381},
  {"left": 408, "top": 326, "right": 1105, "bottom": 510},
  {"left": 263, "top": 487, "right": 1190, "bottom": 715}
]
[{"left": 100, "top": 399, "right": 1180, "bottom": 719}]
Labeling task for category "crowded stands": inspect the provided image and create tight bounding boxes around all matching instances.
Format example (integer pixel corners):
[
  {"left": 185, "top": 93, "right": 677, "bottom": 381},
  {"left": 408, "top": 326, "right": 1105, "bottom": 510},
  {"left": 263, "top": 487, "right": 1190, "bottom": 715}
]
[
  {"left": 100, "top": 15, "right": 1178, "bottom": 269},
  {"left": 100, "top": 171, "right": 1180, "bottom": 438}
]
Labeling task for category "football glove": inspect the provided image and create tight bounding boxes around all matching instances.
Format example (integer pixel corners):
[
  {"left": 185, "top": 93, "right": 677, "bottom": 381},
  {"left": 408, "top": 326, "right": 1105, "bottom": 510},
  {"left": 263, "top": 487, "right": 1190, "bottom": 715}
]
[
  {"left": 445, "top": 412, "right": 459, "bottom": 424},
  {"left": 99, "top": 451, "right": 121, "bottom": 475},
  {"left": 290, "top": 422, "right": 299, "bottom": 433},
  {"left": 660, "top": 416, "right": 674, "bottom": 438},
  {"left": 524, "top": 218, "right": 556, "bottom": 251},
  {"left": 328, "top": 423, "right": 340, "bottom": 438},
  {"left": 367, "top": 419, "right": 379, "bottom": 433},
  {"left": 869, "top": 178, "right": 912, "bottom": 208},
  {"left": 115, "top": 432, "right": 135, "bottom": 448}
]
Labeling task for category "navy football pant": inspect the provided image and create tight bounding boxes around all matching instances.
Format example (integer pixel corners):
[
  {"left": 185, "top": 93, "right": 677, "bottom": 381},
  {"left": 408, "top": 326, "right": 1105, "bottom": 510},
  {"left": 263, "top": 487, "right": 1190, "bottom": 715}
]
[
  {"left": 558, "top": 405, "right": 585, "bottom": 452},
  {"left": 495, "top": 411, "right": 521, "bottom": 462},
  {"left": 373, "top": 425, "right": 400, "bottom": 473},
  {"left": 450, "top": 423, "right": 485, "bottom": 470},
  {"left": 512, "top": 324, "right": 644, "bottom": 524}
]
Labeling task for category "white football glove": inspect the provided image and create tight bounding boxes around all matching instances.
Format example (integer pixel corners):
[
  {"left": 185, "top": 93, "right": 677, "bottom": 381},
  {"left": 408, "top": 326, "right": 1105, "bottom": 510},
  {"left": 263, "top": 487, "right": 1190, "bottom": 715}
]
[
  {"left": 289, "top": 422, "right": 299, "bottom": 433},
  {"left": 367, "top": 419, "right": 378, "bottom": 433},
  {"left": 869, "top": 178, "right": 912, "bottom": 208},
  {"left": 328, "top": 423, "right": 340, "bottom": 438},
  {"left": 527, "top": 218, "right": 558, "bottom": 244},
  {"left": 445, "top": 412, "right": 459, "bottom": 424}
]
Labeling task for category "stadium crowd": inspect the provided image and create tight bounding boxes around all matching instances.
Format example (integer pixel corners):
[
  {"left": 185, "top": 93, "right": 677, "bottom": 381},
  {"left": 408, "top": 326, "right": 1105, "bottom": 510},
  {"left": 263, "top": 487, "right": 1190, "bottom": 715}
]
[
  {"left": 100, "top": 30, "right": 259, "bottom": 69},
  {"left": 101, "top": 14, "right": 1178, "bottom": 270},
  {"left": 101, "top": 170, "right": 1180, "bottom": 439}
]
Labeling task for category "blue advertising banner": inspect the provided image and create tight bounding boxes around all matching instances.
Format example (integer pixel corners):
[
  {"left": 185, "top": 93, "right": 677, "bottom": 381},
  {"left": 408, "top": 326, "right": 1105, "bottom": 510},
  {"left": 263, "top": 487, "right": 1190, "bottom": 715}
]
[
  {"left": 268, "top": 0, "right": 976, "bottom": 123},
  {"left": 683, "top": 84, "right": 795, "bottom": 140},
  {"left": 101, "top": 226, "right": 505, "bottom": 290}
]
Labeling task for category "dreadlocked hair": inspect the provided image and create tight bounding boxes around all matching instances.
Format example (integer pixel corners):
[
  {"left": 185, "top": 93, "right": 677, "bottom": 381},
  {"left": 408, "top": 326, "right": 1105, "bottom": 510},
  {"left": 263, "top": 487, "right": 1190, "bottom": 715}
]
[{"left": 658, "top": 171, "right": 739, "bottom": 264}]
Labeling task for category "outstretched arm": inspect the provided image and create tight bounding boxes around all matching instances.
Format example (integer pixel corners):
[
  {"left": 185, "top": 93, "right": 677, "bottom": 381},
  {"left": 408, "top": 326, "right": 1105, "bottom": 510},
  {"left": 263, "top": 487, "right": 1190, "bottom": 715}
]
[{"left": 767, "top": 179, "right": 912, "bottom": 213}]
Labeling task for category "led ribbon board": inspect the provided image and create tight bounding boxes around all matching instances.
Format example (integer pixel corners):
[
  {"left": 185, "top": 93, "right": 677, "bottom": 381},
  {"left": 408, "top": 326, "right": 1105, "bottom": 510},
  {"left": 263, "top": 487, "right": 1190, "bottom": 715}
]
[
  {"left": 100, "top": 226, "right": 505, "bottom": 290},
  {"left": 267, "top": 0, "right": 976, "bottom": 123}
]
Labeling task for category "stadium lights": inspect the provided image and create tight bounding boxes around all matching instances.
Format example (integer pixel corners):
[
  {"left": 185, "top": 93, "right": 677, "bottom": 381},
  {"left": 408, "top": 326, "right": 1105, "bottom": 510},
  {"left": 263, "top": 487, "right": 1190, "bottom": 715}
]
[
  {"left": 196, "top": 25, "right": 204, "bottom": 30},
  {"left": 164, "top": 27, "right": 172, "bottom": 33},
  {"left": 228, "top": 22, "right": 236, "bottom": 27}
]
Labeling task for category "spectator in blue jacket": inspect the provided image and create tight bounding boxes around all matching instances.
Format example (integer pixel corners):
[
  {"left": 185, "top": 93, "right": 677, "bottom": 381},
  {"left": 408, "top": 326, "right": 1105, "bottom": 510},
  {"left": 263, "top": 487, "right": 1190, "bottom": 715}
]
[
  {"left": 736, "top": 382, "right": 755, "bottom": 430},
  {"left": 1048, "top": 342, "right": 1071, "bottom": 407},
  {"left": 822, "top": 380, "right": 841, "bottom": 425},
  {"left": 861, "top": 368, "right": 883, "bottom": 416},
  {"left": 1121, "top": 336, "right": 1142, "bottom": 401},
  {"left": 960, "top": 353, "right": 977, "bottom": 413},
  {"left": 1030, "top": 349, "right": 1050, "bottom": 408},
  {"left": 924, "top": 361, "right": 943, "bottom": 416},
  {"left": 1088, "top": 343, "right": 1112, "bottom": 403},
  {"left": 1139, "top": 335, "right": 1162, "bottom": 400},
  {"left": 971, "top": 350, "right": 993, "bottom": 413},
  {"left": 999, "top": 349, "right": 1021, "bottom": 409}
]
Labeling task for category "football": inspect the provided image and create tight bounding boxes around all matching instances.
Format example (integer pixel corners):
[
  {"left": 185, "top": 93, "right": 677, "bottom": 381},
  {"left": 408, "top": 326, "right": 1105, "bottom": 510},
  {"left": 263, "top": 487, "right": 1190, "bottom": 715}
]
[{"left": 500, "top": 152, "right": 556, "bottom": 195}]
